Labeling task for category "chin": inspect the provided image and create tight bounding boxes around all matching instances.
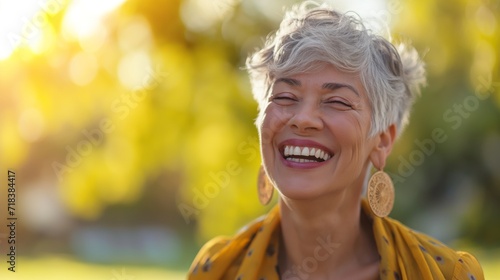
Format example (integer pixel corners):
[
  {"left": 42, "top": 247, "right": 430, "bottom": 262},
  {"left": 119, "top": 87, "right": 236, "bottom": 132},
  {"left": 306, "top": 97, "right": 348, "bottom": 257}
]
[{"left": 273, "top": 177, "right": 328, "bottom": 200}]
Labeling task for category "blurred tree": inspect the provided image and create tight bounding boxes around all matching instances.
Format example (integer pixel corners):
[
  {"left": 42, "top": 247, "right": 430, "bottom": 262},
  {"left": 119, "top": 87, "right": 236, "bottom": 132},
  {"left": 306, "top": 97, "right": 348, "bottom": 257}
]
[{"left": 388, "top": 0, "right": 500, "bottom": 245}]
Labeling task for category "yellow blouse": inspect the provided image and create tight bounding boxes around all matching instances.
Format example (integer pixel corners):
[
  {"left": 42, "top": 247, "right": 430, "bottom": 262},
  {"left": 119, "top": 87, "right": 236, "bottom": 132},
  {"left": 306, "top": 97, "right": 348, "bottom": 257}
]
[{"left": 188, "top": 201, "right": 484, "bottom": 279}]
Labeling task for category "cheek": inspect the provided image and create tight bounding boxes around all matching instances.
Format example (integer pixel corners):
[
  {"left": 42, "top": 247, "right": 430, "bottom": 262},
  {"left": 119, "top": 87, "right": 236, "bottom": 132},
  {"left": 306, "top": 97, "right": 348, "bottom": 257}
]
[
  {"left": 328, "top": 113, "right": 370, "bottom": 158},
  {"left": 349, "top": 115, "right": 373, "bottom": 164},
  {"left": 259, "top": 104, "right": 293, "bottom": 144}
]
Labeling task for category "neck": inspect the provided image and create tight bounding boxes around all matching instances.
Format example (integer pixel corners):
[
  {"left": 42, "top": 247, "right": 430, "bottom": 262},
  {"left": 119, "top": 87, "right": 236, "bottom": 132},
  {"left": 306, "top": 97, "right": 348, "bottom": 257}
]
[{"left": 278, "top": 189, "right": 379, "bottom": 279}]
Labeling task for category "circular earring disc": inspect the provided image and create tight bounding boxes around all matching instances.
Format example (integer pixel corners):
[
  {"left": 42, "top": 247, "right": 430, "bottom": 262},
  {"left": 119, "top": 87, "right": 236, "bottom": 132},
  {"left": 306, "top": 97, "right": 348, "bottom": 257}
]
[{"left": 367, "top": 171, "right": 394, "bottom": 217}]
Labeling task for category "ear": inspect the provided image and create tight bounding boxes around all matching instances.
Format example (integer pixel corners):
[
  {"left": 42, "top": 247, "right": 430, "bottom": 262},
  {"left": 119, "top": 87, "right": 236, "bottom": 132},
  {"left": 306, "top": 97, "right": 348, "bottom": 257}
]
[{"left": 369, "top": 124, "right": 397, "bottom": 170}]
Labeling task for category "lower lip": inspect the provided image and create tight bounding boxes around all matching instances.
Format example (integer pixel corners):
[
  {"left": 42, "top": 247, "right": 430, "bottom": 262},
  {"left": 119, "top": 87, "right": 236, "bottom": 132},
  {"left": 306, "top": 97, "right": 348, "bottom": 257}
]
[{"left": 279, "top": 154, "right": 331, "bottom": 169}]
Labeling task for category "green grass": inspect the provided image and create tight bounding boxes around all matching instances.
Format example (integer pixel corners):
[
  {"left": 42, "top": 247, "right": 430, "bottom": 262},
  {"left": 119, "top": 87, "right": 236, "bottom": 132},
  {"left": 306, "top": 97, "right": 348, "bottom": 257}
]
[
  {"left": 0, "top": 251, "right": 498, "bottom": 279},
  {"left": 0, "top": 256, "right": 186, "bottom": 280},
  {"left": 477, "top": 248, "right": 500, "bottom": 280}
]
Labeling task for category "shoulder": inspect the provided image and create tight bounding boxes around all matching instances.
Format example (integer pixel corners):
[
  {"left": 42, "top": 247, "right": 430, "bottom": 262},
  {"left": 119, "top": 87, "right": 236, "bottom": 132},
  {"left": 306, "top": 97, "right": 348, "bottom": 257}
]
[
  {"left": 188, "top": 236, "right": 232, "bottom": 275},
  {"left": 382, "top": 217, "right": 484, "bottom": 280},
  {"left": 452, "top": 251, "right": 484, "bottom": 280},
  {"left": 192, "top": 236, "right": 233, "bottom": 264},
  {"left": 187, "top": 215, "right": 267, "bottom": 279}
]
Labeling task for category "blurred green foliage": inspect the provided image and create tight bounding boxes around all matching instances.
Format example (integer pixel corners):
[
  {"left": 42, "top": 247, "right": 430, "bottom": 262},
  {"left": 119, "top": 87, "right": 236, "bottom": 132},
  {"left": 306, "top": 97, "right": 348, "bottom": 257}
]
[{"left": 388, "top": 0, "right": 500, "bottom": 246}]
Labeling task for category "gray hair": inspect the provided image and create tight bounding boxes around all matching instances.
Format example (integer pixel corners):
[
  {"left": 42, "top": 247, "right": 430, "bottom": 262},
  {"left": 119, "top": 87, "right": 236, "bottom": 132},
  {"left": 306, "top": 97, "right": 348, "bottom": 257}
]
[{"left": 246, "top": 2, "right": 426, "bottom": 138}]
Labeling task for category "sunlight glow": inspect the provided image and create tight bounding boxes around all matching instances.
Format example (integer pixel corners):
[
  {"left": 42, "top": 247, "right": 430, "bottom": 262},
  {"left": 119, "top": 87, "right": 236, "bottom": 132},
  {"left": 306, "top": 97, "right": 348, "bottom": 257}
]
[
  {"left": 0, "top": 0, "right": 43, "bottom": 60},
  {"left": 181, "top": 0, "right": 239, "bottom": 32},
  {"left": 319, "top": 0, "right": 394, "bottom": 36},
  {"left": 118, "top": 16, "right": 153, "bottom": 52},
  {"left": 117, "top": 50, "right": 152, "bottom": 90},
  {"left": 69, "top": 52, "right": 99, "bottom": 86},
  {"left": 62, "top": 0, "right": 126, "bottom": 41}
]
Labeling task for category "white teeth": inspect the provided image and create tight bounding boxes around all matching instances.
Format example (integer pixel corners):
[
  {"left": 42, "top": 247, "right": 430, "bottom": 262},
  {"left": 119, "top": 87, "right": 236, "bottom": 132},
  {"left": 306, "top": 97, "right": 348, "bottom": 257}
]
[
  {"left": 315, "top": 149, "right": 321, "bottom": 158},
  {"left": 283, "top": 145, "right": 332, "bottom": 162}
]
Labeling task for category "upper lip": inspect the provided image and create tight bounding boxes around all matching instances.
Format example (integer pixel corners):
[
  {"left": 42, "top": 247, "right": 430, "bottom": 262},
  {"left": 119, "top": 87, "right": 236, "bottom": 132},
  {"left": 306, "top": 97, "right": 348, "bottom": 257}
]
[{"left": 278, "top": 139, "right": 334, "bottom": 159}]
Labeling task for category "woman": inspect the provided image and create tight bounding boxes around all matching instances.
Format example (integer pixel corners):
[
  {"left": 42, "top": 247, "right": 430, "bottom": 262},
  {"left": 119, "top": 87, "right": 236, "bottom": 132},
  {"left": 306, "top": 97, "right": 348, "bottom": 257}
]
[{"left": 188, "top": 3, "right": 484, "bottom": 279}]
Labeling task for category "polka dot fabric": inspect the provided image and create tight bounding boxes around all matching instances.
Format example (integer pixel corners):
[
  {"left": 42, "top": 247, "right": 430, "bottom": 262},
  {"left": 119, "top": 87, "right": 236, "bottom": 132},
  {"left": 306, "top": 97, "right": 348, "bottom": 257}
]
[
  {"left": 365, "top": 199, "right": 484, "bottom": 280},
  {"left": 188, "top": 201, "right": 484, "bottom": 279},
  {"left": 188, "top": 207, "right": 281, "bottom": 280}
]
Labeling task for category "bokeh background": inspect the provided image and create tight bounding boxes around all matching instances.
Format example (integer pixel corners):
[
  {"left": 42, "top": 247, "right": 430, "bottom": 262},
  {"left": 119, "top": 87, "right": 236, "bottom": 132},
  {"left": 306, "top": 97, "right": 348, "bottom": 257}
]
[{"left": 0, "top": 0, "right": 499, "bottom": 279}]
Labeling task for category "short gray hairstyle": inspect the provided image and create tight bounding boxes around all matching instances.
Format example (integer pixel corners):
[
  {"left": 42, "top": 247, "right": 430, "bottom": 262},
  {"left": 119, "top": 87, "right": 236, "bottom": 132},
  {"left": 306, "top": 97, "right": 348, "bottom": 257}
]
[{"left": 246, "top": 2, "right": 426, "bottom": 138}]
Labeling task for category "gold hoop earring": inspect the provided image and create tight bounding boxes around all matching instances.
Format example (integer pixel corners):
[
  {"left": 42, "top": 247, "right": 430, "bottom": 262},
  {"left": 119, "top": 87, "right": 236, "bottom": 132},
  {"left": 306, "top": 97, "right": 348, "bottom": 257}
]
[
  {"left": 367, "top": 170, "right": 394, "bottom": 218},
  {"left": 257, "top": 166, "right": 274, "bottom": 205}
]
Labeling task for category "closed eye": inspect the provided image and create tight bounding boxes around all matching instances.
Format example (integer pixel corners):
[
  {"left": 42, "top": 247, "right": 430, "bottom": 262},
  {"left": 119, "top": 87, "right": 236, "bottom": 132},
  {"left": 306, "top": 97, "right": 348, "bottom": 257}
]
[
  {"left": 326, "top": 100, "right": 352, "bottom": 108},
  {"left": 274, "top": 96, "right": 296, "bottom": 101},
  {"left": 271, "top": 94, "right": 297, "bottom": 105}
]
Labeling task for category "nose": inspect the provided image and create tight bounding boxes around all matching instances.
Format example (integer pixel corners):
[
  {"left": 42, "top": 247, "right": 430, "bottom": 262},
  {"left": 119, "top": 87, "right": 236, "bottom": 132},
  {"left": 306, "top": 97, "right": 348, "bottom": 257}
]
[{"left": 289, "top": 101, "right": 323, "bottom": 134}]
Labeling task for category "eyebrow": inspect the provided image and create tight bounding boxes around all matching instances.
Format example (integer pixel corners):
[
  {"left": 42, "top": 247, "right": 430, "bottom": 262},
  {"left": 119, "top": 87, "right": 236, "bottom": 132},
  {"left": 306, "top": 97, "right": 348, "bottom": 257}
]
[
  {"left": 322, "top": 82, "right": 360, "bottom": 97},
  {"left": 275, "top": 78, "right": 360, "bottom": 97},
  {"left": 275, "top": 77, "right": 301, "bottom": 86}
]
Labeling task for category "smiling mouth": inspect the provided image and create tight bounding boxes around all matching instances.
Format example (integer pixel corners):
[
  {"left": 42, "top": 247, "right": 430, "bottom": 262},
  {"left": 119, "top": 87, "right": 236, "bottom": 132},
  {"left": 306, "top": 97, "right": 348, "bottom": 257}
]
[{"left": 281, "top": 145, "right": 332, "bottom": 163}]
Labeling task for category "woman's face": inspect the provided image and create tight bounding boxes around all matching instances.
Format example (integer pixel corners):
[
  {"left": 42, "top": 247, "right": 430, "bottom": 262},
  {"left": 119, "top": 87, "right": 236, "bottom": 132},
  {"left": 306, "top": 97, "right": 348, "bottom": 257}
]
[{"left": 259, "top": 64, "right": 381, "bottom": 199}]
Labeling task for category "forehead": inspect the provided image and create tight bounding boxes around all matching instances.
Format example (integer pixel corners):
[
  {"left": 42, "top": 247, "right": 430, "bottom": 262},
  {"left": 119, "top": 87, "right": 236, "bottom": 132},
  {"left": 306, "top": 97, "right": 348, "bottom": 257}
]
[{"left": 273, "top": 63, "right": 366, "bottom": 96}]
